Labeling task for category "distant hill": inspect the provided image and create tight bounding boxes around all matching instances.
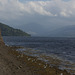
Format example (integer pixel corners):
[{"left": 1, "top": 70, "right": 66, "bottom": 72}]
[
  {"left": 49, "top": 25, "right": 75, "bottom": 37},
  {"left": 0, "top": 23, "right": 31, "bottom": 36}
]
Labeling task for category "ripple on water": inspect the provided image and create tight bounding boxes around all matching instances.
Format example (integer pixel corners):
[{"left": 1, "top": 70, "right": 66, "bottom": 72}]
[{"left": 17, "top": 48, "right": 75, "bottom": 75}]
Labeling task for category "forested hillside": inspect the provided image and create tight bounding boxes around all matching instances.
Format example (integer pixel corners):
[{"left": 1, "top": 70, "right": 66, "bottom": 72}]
[{"left": 0, "top": 23, "right": 31, "bottom": 36}]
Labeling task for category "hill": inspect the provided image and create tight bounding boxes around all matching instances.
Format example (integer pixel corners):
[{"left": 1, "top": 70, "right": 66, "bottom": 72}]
[
  {"left": 0, "top": 23, "right": 31, "bottom": 36},
  {"left": 49, "top": 25, "right": 75, "bottom": 37}
]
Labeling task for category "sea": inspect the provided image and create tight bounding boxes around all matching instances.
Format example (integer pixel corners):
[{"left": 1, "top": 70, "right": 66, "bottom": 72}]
[{"left": 3, "top": 36, "right": 75, "bottom": 74}]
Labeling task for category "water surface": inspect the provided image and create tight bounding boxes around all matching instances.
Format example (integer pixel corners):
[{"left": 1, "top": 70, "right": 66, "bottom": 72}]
[{"left": 3, "top": 36, "right": 75, "bottom": 74}]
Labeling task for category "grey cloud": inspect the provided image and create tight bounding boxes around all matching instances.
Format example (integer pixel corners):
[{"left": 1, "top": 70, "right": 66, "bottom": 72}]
[{"left": 0, "top": 0, "right": 75, "bottom": 36}]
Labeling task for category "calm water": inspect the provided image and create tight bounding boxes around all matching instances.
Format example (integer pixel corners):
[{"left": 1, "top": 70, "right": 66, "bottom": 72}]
[{"left": 3, "top": 36, "right": 75, "bottom": 74}]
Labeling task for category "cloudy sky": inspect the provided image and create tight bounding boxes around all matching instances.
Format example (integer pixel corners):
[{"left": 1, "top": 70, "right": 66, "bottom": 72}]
[{"left": 0, "top": 0, "right": 75, "bottom": 36}]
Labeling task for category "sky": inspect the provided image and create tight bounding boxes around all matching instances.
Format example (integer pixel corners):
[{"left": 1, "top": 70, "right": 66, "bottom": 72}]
[{"left": 0, "top": 0, "right": 75, "bottom": 36}]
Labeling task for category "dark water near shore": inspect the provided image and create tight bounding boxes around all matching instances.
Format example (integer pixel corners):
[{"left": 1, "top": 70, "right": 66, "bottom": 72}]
[{"left": 3, "top": 36, "right": 75, "bottom": 74}]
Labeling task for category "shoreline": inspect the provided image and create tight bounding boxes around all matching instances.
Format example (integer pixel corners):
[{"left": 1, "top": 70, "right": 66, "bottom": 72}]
[
  {"left": 16, "top": 47, "right": 75, "bottom": 75},
  {"left": 0, "top": 42, "right": 74, "bottom": 75},
  {"left": 8, "top": 46, "right": 75, "bottom": 75}
]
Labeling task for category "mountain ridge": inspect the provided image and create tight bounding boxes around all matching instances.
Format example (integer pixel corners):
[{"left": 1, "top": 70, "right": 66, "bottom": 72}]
[{"left": 49, "top": 25, "right": 75, "bottom": 37}]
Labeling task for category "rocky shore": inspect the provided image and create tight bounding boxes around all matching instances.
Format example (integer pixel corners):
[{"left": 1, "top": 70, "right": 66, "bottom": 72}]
[
  {"left": 0, "top": 44, "right": 72, "bottom": 75},
  {"left": 0, "top": 34, "right": 74, "bottom": 75}
]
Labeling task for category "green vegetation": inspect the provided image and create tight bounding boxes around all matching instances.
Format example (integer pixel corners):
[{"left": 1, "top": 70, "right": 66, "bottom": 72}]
[{"left": 0, "top": 23, "right": 31, "bottom": 36}]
